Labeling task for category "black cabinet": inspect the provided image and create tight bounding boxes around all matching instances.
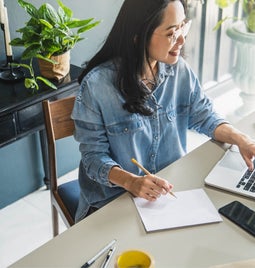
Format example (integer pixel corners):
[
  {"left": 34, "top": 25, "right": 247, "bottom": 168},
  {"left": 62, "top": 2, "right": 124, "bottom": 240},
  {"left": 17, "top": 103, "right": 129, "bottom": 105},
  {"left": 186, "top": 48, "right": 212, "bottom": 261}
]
[
  {"left": 0, "top": 64, "right": 82, "bottom": 187},
  {"left": 0, "top": 114, "right": 16, "bottom": 141}
]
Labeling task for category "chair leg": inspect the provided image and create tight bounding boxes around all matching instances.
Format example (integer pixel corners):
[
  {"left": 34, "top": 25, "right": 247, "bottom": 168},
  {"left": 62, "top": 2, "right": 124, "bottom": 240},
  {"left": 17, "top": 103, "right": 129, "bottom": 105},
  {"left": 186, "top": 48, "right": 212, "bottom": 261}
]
[{"left": 52, "top": 205, "right": 59, "bottom": 237}]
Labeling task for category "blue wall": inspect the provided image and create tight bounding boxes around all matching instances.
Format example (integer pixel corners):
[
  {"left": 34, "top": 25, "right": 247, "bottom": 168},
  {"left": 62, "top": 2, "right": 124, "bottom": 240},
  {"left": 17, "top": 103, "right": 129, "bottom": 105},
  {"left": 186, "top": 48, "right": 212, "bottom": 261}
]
[
  {"left": 0, "top": 134, "right": 44, "bottom": 208},
  {"left": 0, "top": 0, "right": 124, "bottom": 208}
]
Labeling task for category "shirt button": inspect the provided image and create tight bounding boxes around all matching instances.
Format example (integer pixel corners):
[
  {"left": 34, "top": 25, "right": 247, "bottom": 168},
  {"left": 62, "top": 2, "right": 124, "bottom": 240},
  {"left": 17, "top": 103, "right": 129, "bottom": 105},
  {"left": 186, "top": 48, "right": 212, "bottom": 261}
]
[
  {"left": 151, "top": 154, "right": 155, "bottom": 158},
  {"left": 154, "top": 136, "right": 158, "bottom": 140},
  {"left": 124, "top": 128, "right": 128, "bottom": 132}
]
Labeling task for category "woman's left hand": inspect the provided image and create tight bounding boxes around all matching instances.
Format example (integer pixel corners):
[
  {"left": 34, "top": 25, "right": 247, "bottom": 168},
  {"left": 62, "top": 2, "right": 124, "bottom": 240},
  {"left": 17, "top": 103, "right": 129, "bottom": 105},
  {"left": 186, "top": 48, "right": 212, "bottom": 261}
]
[
  {"left": 214, "top": 123, "right": 255, "bottom": 171},
  {"left": 237, "top": 137, "right": 255, "bottom": 170}
]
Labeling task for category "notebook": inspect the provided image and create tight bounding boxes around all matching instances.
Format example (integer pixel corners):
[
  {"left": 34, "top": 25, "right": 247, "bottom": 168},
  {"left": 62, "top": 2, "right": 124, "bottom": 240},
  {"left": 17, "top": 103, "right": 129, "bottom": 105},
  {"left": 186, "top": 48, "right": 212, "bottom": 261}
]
[
  {"left": 133, "top": 188, "right": 222, "bottom": 232},
  {"left": 205, "top": 145, "right": 255, "bottom": 199}
]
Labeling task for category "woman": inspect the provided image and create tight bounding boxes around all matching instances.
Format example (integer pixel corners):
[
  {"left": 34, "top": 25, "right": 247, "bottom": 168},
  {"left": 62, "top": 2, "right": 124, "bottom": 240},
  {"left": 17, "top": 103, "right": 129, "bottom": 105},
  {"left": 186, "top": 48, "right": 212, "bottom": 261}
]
[{"left": 72, "top": 0, "right": 255, "bottom": 222}]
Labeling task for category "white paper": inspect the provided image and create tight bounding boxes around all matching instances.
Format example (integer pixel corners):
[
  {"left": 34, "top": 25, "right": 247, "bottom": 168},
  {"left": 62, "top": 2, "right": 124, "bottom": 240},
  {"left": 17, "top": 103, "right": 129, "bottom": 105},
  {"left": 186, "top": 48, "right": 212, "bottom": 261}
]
[{"left": 133, "top": 188, "right": 222, "bottom": 232}]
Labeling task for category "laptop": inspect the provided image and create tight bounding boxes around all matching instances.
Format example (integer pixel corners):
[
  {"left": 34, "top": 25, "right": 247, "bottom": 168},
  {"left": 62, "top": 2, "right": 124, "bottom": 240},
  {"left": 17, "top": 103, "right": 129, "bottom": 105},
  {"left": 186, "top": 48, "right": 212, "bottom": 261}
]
[{"left": 204, "top": 145, "right": 255, "bottom": 199}]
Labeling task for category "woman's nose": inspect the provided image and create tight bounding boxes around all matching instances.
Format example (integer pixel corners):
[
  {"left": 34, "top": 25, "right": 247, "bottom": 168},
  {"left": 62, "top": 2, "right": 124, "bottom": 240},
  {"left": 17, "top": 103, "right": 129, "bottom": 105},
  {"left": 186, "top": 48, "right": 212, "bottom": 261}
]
[{"left": 176, "top": 34, "right": 185, "bottom": 45}]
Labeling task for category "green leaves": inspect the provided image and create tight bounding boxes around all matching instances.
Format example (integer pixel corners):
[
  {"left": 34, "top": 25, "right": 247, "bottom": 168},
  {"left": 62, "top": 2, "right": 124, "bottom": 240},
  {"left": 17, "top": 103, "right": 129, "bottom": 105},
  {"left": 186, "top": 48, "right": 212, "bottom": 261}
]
[
  {"left": 215, "top": 0, "right": 238, "bottom": 9},
  {"left": 247, "top": 9, "right": 255, "bottom": 31},
  {"left": 39, "top": 3, "right": 61, "bottom": 25},
  {"left": 11, "top": 61, "right": 57, "bottom": 91},
  {"left": 12, "top": 0, "right": 100, "bottom": 58},
  {"left": 17, "top": 0, "right": 38, "bottom": 18},
  {"left": 67, "top": 18, "right": 95, "bottom": 28},
  {"left": 24, "top": 76, "right": 57, "bottom": 92},
  {"left": 22, "top": 45, "right": 41, "bottom": 59},
  {"left": 36, "top": 76, "right": 57, "bottom": 89},
  {"left": 77, "top": 21, "right": 101, "bottom": 34},
  {"left": 36, "top": 54, "right": 58, "bottom": 64},
  {"left": 11, "top": 0, "right": 100, "bottom": 92},
  {"left": 39, "top": 19, "right": 53, "bottom": 29},
  {"left": 57, "top": 0, "right": 73, "bottom": 20},
  {"left": 213, "top": 17, "right": 231, "bottom": 30},
  {"left": 25, "top": 78, "right": 38, "bottom": 89},
  {"left": 9, "top": 37, "right": 25, "bottom": 46},
  {"left": 215, "top": 0, "right": 255, "bottom": 32},
  {"left": 243, "top": 0, "right": 255, "bottom": 14}
]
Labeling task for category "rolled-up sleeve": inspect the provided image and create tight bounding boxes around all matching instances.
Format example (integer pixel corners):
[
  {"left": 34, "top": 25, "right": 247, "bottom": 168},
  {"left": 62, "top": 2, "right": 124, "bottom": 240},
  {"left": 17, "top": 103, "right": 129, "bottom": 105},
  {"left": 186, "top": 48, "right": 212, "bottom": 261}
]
[{"left": 188, "top": 78, "right": 228, "bottom": 139}]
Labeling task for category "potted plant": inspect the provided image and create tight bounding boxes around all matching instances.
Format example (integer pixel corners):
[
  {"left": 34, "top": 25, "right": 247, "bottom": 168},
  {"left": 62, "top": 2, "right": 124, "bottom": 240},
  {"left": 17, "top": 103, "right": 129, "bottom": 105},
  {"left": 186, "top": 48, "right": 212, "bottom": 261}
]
[
  {"left": 214, "top": 0, "right": 255, "bottom": 116},
  {"left": 214, "top": 0, "right": 255, "bottom": 32},
  {"left": 10, "top": 0, "right": 100, "bottom": 91}
]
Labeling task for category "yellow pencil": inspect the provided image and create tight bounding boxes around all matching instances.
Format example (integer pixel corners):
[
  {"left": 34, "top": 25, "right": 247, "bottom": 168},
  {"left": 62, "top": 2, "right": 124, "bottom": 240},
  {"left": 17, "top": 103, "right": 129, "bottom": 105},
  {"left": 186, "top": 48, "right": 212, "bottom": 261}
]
[{"left": 131, "top": 158, "right": 177, "bottom": 198}]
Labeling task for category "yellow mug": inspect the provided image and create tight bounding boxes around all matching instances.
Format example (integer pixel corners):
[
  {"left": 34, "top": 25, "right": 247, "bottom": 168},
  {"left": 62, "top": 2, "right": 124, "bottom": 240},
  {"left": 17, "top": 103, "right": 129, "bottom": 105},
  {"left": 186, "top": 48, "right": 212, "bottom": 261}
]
[{"left": 115, "top": 249, "right": 155, "bottom": 268}]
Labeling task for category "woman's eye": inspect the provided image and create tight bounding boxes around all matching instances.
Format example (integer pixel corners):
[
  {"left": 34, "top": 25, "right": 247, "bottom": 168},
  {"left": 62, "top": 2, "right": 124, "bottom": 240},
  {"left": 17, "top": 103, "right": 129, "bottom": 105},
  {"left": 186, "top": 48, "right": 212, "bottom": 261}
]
[{"left": 167, "top": 32, "right": 175, "bottom": 38}]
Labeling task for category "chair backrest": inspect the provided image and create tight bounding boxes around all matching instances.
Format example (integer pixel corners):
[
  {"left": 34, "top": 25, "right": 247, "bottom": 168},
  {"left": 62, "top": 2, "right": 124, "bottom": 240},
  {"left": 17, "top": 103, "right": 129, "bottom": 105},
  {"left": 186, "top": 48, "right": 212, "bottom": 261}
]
[
  {"left": 42, "top": 96, "right": 78, "bottom": 236},
  {"left": 43, "top": 96, "right": 75, "bottom": 141},
  {"left": 43, "top": 96, "right": 76, "bottom": 191}
]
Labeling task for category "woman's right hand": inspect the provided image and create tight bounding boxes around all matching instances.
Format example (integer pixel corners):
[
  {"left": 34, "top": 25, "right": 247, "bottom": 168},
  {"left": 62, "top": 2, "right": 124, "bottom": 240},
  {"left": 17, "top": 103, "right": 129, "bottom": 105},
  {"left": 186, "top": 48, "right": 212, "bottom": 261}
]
[
  {"left": 126, "top": 174, "right": 173, "bottom": 201},
  {"left": 109, "top": 166, "right": 173, "bottom": 201}
]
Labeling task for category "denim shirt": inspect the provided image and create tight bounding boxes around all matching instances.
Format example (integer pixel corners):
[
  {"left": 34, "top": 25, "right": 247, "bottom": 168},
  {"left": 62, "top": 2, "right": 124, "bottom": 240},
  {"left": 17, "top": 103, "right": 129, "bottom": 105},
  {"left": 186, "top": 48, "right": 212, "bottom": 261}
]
[{"left": 71, "top": 57, "right": 227, "bottom": 222}]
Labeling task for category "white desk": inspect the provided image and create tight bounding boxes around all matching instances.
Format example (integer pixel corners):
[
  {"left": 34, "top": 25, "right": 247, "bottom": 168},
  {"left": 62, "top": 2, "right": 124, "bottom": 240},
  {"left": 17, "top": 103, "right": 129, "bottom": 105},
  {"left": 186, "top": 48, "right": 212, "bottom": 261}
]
[{"left": 10, "top": 113, "right": 255, "bottom": 268}]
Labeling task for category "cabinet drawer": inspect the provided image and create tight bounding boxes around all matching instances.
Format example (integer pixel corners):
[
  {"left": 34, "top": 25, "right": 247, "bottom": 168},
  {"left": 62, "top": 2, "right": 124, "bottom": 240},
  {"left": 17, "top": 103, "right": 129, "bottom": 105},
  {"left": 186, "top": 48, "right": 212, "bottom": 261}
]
[
  {"left": 17, "top": 103, "right": 44, "bottom": 132},
  {"left": 0, "top": 114, "right": 17, "bottom": 143}
]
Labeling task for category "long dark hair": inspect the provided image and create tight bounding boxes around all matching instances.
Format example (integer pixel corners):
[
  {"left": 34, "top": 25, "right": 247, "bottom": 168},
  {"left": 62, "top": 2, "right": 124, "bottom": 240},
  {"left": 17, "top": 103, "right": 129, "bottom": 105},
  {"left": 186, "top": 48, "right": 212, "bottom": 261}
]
[{"left": 78, "top": 0, "right": 187, "bottom": 115}]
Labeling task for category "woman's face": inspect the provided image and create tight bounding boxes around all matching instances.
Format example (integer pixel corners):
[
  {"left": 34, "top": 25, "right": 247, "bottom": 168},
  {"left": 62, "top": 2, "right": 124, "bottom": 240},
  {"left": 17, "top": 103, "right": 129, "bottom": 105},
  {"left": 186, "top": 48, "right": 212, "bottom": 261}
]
[{"left": 148, "top": 1, "right": 187, "bottom": 65}]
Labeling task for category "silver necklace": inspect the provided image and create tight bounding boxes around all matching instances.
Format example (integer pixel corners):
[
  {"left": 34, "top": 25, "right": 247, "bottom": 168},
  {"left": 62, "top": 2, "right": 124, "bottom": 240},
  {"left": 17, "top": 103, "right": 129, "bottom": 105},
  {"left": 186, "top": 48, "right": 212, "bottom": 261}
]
[{"left": 140, "top": 78, "right": 156, "bottom": 90}]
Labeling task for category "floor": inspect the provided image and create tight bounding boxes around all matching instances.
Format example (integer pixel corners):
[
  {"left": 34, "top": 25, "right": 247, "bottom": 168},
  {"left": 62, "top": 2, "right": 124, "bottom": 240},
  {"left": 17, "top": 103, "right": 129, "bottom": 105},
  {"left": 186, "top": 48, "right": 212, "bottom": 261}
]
[
  {"left": 0, "top": 169, "right": 77, "bottom": 268},
  {"left": 0, "top": 87, "right": 247, "bottom": 268}
]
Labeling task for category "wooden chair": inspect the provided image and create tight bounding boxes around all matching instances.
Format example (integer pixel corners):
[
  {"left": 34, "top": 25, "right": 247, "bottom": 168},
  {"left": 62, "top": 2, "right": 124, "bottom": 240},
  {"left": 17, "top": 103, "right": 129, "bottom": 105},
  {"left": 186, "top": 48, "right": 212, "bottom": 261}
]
[{"left": 42, "top": 96, "right": 79, "bottom": 237}]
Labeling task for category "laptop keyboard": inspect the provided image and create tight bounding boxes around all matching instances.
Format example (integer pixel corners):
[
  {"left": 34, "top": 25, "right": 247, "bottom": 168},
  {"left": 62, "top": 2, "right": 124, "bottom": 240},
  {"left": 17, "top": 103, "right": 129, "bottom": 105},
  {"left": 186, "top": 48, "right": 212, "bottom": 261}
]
[{"left": 236, "top": 159, "right": 255, "bottom": 192}]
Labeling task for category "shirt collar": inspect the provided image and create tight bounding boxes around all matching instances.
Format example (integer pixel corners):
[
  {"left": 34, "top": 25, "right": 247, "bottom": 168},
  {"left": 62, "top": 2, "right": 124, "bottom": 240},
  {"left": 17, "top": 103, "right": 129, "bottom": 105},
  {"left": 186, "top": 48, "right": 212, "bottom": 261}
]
[{"left": 158, "top": 62, "right": 176, "bottom": 78}]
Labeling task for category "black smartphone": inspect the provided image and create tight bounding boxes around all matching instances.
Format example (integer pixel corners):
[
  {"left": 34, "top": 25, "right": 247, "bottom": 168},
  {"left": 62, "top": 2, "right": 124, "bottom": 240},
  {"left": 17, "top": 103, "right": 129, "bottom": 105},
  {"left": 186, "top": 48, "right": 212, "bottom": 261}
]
[{"left": 219, "top": 201, "right": 255, "bottom": 238}]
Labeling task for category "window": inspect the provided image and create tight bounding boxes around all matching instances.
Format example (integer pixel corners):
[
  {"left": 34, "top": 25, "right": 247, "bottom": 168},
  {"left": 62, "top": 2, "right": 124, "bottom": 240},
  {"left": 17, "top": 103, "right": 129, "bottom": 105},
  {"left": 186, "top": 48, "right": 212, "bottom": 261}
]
[{"left": 185, "top": 1, "right": 240, "bottom": 91}]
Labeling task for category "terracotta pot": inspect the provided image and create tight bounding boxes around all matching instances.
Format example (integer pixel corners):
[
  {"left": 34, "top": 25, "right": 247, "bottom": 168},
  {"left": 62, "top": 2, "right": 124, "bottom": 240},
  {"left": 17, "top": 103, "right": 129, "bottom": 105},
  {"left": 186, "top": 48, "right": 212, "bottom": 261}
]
[{"left": 38, "top": 50, "right": 70, "bottom": 82}]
